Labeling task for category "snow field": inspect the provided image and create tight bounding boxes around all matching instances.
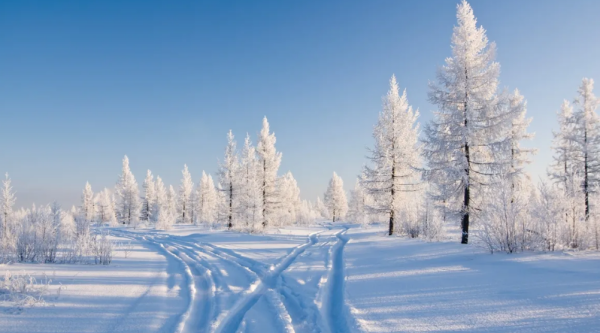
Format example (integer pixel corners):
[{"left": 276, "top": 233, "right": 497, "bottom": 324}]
[{"left": 3, "top": 224, "right": 600, "bottom": 333}]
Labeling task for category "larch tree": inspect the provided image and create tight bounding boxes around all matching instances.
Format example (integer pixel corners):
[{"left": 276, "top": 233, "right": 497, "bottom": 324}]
[
  {"left": 363, "top": 75, "right": 422, "bottom": 236},
  {"left": 348, "top": 178, "right": 369, "bottom": 225},
  {"left": 178, "top": 165, "right": 194, "bottom": 224},
  {"left": 96, "top": 188, "right": 117, "bottom": 225},
  {"left": 218, "top": 131, "right": 239, "bottom": 230},
  {"left": 141, "top": 170, "right": 155, "bottom": 222},
  {"left": 197, "top": 171, "right": 217, "bottom": 225},
  {"left": 550, "top": 100, "right": 578, "bottom": 189},
  {"left": 257, "top": 117, "right": 282, "bottom": 228},
  {"left": 81, "top": 182, "right": 95, "bottom": 223},
  {"left": 572, "top": 78, "right": 600, "bottom": 222},
  {"left": 167, "top": 185, "right": 177, "bottom": 220},
  {"left": 1, "top": 173, "right": 16, "bottom": 249},
  {"left": 115, "top": 155, "right": 141, "bottom": 225},
  {"left": 423, "top": 0, "right": 519, "bottom": 244},
  {"left": 153, "top": 176, "right": 167, "bottom": 222},
  {"left": 504, "top": 90, "right": 535, "bottom": 189},
  {"left": 239, "top": 135, "right": 261, "bottom": 228},
  {"left": 324, "top": 172, "right": 348, "bottom": 222},
  {"left": 278, "top": 171, "right": 301, "bottom": 226},
  {"left": 549, "top": 100, "right": 582, "bottom": 247}
]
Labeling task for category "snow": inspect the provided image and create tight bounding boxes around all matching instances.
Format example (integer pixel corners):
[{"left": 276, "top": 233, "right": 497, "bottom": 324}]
[{"left": 1, "top": 224, "right": 600, "bottom": 333}]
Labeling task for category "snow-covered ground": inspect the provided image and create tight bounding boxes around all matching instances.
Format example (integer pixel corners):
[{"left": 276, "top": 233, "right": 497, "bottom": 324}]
[{"left": 1, "top": 224, "right": 599, "bottom": 333}]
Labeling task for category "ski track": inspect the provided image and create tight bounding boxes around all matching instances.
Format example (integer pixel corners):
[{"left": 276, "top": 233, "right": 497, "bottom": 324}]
[
  {"left": 213, "top": 233, "right": 319, "bottom": 333},
  {"left": 323, "top": 229, "right": 353, "bottom": 333}
]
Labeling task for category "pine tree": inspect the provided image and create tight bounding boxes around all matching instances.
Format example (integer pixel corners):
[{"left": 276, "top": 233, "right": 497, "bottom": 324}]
[
  {"left": 178, "top": 165, "right": 194, "bottom": 224},
  {"left": 141, "top": 170, "right": 155, "bottom": 222},
  {"left": 324, "top": 172, "right": 348, "bottom": 222},
  {"left": 257, "top": 117, "right": 282, "bottom": 228},
  {"left": 423, "top": 1, "right": 519, "bottom": 244},
  {"left": 218, "top": 131, "right": 239, "bottom": 230},
  {"left": 363, "top": 75, "right": 422, "bottom": 236},
  {"left": 81, "top": 182, "right": 95, "bottom": 223},
  {"left": 115, "top": 156, "right": 141, "bottom": 225}
]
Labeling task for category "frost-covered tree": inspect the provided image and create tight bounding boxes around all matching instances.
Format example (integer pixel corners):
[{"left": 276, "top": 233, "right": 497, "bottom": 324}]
[
  {"left": 549, "top": 100, "right": 582, "bottom": 247},
  {"left": 572, "top": 78, "right": 600, "bottom": 221},
  {"left": 238, "top": 135, "right": 261, "bottom": 229},
  {"left": 141, "top": 170, "right": 155, "bottom": 222},
  {"left": 363, "top": 75, "right": 422, "bottom": 235},
  {"left": 504, "top": 90, "right": 535, "bottom": 189},
  {"left": 96, "top": 188, "right": 117, "bottom": 225},
  {"left": 218, "top": 131, "right": 239, "bottom": 230},
  {"left": 324, "top": 172, "right": 348, "bottom": 222},
  {"left": 423, "top": 1, "right": 520, "bottom": 244},
  {"left": 257, "top": 117, "right": 282, "bottom": 228},
  {"left": 197, "top": 172, "right": 217, "bottom": 225},
  {"left": 81, "top": 182, "right": 95, "bottom": 223},
  {"left": 348, "top": 179, "right": 369, "bottom": 225},
  {"left": 550, "top": 100, "right": 578, "bottom": 189},
  {"left": 115, "top": 156, "right": 141, "bottom": 225},
  {"left": 278, "top": 172, "right": 301, "bottom": 226},
  {"left": 153, "top": 176, "right": 167, "bottom": 223},
  {"left": 178, "top": 165, "right": 194, "bottom": 224},
  {"left": 167, "top": 185, "right": 177, "bottom": 221},
  {"left": 1, "top": 173, "right": 16, "bottom": 247},
  {"left": 315, "top": 196, "right": 328, "bottom": 220}
]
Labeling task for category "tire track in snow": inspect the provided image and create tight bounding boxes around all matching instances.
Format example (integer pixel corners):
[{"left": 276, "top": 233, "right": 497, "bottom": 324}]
[
  {"left": 165, "top": 241, "right": 216, "bottom": 333},
  {"left": 114, "top": 231, "right": 213, "bottom": 333},
  {"left": 213, "top": 233, "right": 319, "bottom": 333},
  {"left": 322, "top": 229, "right": 353, "bottom": 333}
]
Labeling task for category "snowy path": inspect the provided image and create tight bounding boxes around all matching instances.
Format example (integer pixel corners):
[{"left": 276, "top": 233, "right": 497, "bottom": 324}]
[
  {"left": 323, "top": 229, "right": 352, "bottom": 333},
  {"left": 113, "top": 227, "right": 348, "bottom": 333}
]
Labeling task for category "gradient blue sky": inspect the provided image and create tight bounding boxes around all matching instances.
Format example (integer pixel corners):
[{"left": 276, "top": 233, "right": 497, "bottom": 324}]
[{"left": 1, "top": 0, "right": 600, "bottom": 208}]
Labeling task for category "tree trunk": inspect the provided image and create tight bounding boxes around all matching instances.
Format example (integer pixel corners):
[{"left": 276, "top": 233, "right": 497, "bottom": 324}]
[
  {"left": 461, "top": 83, "right": 470, "bottom": 245},
  {"left": 584, "top": 127, "right": 590, "bottom": 221},
  {"left": 262, "top": 160, "right": 267, "bottom": 228},
  {"left": 228, "top": 182, "right": 233, "bottom": 230},
  {"left": 389, "top": 209, "right": 394, "bottom": 236}
]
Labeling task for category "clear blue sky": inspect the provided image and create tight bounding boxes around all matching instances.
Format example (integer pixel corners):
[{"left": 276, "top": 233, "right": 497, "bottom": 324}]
[{"left": 1, "top": 0, "right": 599, "bottom": 208}]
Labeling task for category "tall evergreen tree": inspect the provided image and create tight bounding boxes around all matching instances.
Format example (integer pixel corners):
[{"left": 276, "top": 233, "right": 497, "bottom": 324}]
[
  {"left": 572, "top": 78, "right": 600, "bottom": 222},
  {"left": 141, "top": 170, "right": 155, "bottom": 222},
  {"left": 324, "top": 172, "right": 348, "bottom": 222},
  {"left": 239, "top": 135, "right": 261, "bottom": 228},
  {"left": 81, "top": 182, "right": 95, "bottom": 223},
  {"left": 153, "top": 176, "right": 167, "bottom": 222},
  {"left": 218, "top": 131, "right": 238, "bottom": 230},
  {"left": 257, "top": 117, "right": 282, "bottom": 228},
  {"left": 1, "top": 173, "right": 16, "bottom": 248},
  {"left": 423, "top": 1, "right": 519, "bottom": 244},
  {"left": 363, "top": 75, "right": 422, "bottom": 235},
  {"left": 178, "top": 165, "right": 194, "bottom": 223},
  {"left": 197, "top": 171, "right": 218, "bottom": 225},
  {"left": 115, "top": 156, "right": 141, "bottom": 225}
]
